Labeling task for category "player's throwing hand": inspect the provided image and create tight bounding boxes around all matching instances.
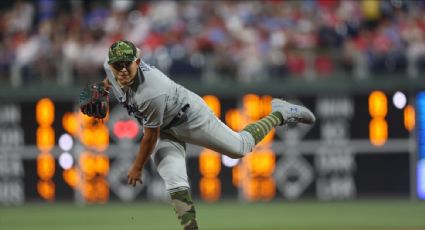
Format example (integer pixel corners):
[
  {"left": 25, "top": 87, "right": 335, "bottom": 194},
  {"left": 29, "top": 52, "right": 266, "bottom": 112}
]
[{"left": 127, "top": 165, "right": 143, "bottom": 187}]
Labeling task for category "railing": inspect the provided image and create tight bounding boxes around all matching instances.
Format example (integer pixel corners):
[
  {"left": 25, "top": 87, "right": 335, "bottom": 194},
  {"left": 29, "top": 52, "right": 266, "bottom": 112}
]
[{"left": 6, "top": 47, "right": 425, "bottom": 88}]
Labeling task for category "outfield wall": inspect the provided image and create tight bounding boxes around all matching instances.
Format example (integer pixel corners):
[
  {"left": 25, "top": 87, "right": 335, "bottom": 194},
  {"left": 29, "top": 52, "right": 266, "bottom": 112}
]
[{"left": 0, "top": 85, "right": 422, "bottom": 205}]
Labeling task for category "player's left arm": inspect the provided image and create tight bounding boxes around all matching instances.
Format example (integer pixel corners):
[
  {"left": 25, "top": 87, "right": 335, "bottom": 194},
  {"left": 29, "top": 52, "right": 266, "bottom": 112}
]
[
  {"left": 127, "top": 126, "right": 160, "bottom": 187},
  {"left": 79, "top": 80, "right": 110, "bottom": 119}
]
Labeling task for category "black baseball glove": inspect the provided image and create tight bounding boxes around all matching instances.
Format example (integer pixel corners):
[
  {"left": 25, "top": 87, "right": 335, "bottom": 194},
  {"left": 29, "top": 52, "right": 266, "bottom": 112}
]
[{"left": 79, "top": 82, "right": 109, "bottom": 119}]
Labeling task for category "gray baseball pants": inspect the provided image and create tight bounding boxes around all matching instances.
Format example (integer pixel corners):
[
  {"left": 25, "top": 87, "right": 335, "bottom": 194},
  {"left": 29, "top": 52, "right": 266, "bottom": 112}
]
[{"left": 151, "top": 93, "right": 255, "bottom": 190}]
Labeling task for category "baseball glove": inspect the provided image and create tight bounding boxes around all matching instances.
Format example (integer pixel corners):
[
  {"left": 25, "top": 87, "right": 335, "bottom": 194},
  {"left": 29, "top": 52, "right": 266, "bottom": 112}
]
[{"left": 79, "top": 82, "right": 109, "bottom": 119}]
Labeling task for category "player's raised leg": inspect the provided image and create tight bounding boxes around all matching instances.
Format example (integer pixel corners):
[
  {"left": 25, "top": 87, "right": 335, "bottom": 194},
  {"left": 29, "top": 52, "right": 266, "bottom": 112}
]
[
  {"left": 152, "top": 133, "right": 198, "bottom": 230},
  {"left": 169, "top": 97, "right": 315, "bottom": 159}
]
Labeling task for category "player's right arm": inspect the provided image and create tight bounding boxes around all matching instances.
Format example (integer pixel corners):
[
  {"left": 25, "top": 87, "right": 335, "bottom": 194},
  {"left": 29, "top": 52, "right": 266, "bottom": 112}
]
[
  {"left": 127, "top": 126, "right": 160, "bottom": 186},
  {"left": 127, "top": 97, "right": 165, "bottom": 186}
]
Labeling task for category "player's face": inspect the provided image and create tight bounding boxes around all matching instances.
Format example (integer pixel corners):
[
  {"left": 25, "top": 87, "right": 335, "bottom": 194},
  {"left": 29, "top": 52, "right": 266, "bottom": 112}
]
[{"left": 110, "top": 59, "right": 140, "bottom": 87}]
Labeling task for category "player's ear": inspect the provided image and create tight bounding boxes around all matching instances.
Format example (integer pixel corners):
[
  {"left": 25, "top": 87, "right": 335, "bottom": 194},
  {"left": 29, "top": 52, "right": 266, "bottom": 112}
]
[{"left": 135, "top": 58, "right": 141, "bottom": 65}]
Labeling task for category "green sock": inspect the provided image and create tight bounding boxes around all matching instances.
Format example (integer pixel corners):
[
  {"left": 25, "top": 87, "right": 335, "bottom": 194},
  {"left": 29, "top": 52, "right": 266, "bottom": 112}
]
[
  {"left": 243, "top": 112, "right": 283, "bottom": 144},
  {"left": 169, "top": 188, "right": 198, "bottom": 230}
]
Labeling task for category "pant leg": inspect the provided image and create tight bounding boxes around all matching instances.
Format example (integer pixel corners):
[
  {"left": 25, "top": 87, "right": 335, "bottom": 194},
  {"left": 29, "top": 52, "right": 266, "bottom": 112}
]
[
  {"left": 152, "top": 132, "right": 190, "bottom": 190},
  {"left": 152, "top": 133, "right": 199, "bottom": 229},
  {"left": 166, "top": 103, "right": 255, "bottom": 158}
]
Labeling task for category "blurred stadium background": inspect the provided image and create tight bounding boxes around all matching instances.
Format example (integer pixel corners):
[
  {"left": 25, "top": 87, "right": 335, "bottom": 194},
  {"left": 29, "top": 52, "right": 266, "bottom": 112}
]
[{"left": 1, "top": 0, "right": 425, "bottom": 229}]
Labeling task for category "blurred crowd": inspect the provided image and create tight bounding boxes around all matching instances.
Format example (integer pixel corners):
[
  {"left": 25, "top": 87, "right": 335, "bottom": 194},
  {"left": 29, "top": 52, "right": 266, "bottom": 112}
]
[{"left": 1, "top": 0, "right": 425, "bottom": 87}]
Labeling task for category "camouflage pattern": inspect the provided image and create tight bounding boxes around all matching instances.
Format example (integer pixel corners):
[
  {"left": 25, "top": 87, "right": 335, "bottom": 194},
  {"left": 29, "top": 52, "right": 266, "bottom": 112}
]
[
  {"left": 170, "top": 189, "right": 198, "bottom": 230},
  {"left": 243, "top": 112, "right": 282, "bottom": 144},
  {"left": 108, "top": 40, "right": 137, "bottom": 64}
]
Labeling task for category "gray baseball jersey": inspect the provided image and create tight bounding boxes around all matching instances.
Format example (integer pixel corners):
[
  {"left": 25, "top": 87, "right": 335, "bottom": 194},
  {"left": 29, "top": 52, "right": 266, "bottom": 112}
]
[
  {"left": 103, "top": 58, "right": 255, "bottom": 191},
  {"left": 104, "top": 59, "right": 191, "bottom": 129}
]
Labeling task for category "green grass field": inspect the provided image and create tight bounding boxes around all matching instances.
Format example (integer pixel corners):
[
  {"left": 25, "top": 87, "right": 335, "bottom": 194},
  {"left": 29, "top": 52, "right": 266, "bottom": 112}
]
[{"left": 1, "top": 199, "right": 424, "bottom": 230}]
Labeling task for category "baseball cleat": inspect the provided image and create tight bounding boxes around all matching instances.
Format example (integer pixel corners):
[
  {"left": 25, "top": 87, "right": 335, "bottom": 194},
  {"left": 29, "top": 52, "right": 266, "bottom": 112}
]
[{"left": 272, "top": 98, "right": 316, "bottom": 125}]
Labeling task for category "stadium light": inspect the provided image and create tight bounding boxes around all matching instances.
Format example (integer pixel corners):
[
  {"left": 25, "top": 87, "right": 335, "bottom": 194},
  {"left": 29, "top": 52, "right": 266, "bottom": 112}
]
[
  {"left": 59, "top": 152, "right": 73, "bottom": 170},
  {"left": 58, "top": 133, "right": 73, "bottom": 151},
  {"left": 392, "top": 91, "right": 407, "bottom": 109}
]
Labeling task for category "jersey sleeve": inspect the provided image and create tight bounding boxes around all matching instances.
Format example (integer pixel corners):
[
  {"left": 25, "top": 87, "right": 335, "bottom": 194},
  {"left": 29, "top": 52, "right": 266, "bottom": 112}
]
[
  {"left": 103, "top": 57, "right": 126, "bottom": 103},
  {"left": 139, "top": 95, "right": 167, "bottom": 128}
]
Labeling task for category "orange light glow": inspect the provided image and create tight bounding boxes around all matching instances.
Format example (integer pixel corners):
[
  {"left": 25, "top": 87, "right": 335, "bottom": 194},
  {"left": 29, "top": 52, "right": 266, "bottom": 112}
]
[
  {"left": 261, "top": 95, "right": 273, "bottom": 117},
  {"left": 232, "top": 165, "right": 241, "bottom": 187},
  {"left": 93, "top": 125, "right": 109, "bottom": 151},
  {"left": 94, "top": 177, "right": 109, "bottom": 203},
  {"left": 80, "top": 128, "right": 95, "bottom": 147},
  {"left": 199, "top": 150, "right": 221, "bottom": 178},
  {"left": 79, "top": 174, "right": 109, "bottom": 203},
  {"left": 369, "top": 91, "right": 387, "bottom": 118},
  {"left": 37, "top": 180, "right": 55, "bottom": 201},
  {"left": 225, "top": 109, "right": 249, "bottom": 131},
  {"left": 95, "top": 154, "right": 109, "bottom": 176},
  {"left": 243, "top": 94, "right": 261, "bottom": 120},
  {"left": 199, "top": 177, "right": 221, "bottom": 202},
  {"left": 79, "top": 152, "right": 96, "bottom": 179},
  {"left": 36, "top": 126, "right": 55, "bottom": 151},
  {"left": 80, "top": 125, "right": 109, "bottom": 150},
  {"left": 404, "top": 105, "right": 415, "bottom": 132},
  {"left": 369, "top": 118, "right": 388, "bottom": 146},
  {"left": 81, "top": 180, "right": 96, "bottom": 203},
  {"left": 260, "top": 178, "right": 276, "bottom": 201},
  {"left": 245, "top": 150, "right": 276, "bottom": 177},
  {"left": 62, "top": 112, "right": 80, "bottom": 136},
  {"left": 243, "top": 178, "right": 261, "bottom": 201},
  {"left": 242, "top": 178, "right": 275, "bottom": 201},
  {"left": 37, "top": 153, "right": 55, "bottom": 180},
  {"left": 78, "top": 111, "right": 109, "bottom": 128},
  {"left": 36, "top": 98, "right": 54, "bottom": 126},
  {"left": 79, "top": 111, "right": 94, "bottom": 127},
  {"left": 63, "top": 167, "right": 79, "bottom": 189},
  {"left": 203, "top": 95, "right": 221, "bottom": 117}
]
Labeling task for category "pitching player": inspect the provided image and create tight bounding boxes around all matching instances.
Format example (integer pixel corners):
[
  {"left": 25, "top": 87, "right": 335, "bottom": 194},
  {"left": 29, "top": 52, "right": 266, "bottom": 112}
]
[{"left": 79, "top": 40, "right": 315, "bottom": 230}]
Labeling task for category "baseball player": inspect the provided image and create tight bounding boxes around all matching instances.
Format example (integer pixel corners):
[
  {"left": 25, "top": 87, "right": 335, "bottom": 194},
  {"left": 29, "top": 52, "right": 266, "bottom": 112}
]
[{"left": 79, "top": 40, "right": 315, "bottom": 230}]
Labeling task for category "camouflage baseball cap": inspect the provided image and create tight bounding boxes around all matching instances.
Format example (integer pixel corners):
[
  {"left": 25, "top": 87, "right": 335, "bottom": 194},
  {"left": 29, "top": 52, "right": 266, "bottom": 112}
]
[{"left": 108, "top": 40, "right": 137, "bottom": 64}]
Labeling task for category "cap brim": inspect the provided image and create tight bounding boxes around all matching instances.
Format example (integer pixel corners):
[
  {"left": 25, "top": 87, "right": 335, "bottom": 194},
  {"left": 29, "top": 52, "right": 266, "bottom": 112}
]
[{"left": 108, "top": 57, "right": 136, "bottom": 64}]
